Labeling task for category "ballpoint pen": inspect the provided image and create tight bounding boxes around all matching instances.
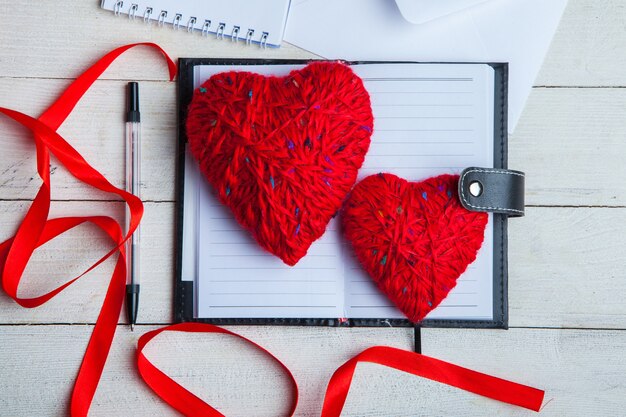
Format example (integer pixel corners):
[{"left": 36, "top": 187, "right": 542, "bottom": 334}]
[{"left": 125, "top": 82, "right": 141, "bottom": 331}]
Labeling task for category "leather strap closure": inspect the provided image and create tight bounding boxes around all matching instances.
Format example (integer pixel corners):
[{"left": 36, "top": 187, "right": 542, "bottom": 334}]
[{"left": 458, "top": 167, "right": 525, "bottom": 217}]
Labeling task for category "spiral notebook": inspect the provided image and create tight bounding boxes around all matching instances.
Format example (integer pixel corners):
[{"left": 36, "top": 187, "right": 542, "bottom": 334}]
[
  {"left": 175, "top": 58, "right": 509, "bottom": 328},
  {"left": 100, "top": 0, "right": 291, "bottom": 47}
]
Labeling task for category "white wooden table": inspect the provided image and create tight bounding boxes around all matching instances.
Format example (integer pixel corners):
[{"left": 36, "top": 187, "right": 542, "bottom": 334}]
[{"left": 1, "top": 1, "right": 625, "bottom": 416}]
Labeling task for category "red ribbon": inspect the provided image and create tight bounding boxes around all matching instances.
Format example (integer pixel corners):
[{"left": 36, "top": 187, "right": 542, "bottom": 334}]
[
  {"left": 0, "top": 43, "right": 176, "bottom": 417},
  {"left": 137, "top": 323, "right": 545, "bottom": 416},
  {"left": 1, "top": 43, "right": 544, "bottom": 416}
]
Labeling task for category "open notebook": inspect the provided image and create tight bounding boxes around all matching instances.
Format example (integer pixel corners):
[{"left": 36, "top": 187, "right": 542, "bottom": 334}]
[{"left": 176, "top": 59, "right": 509, "bottom": 328}]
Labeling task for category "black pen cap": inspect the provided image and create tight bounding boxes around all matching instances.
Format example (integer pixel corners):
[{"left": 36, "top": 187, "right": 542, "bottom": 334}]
[{"left": 127, "top": 82, "right": 140, "bottom": 123}]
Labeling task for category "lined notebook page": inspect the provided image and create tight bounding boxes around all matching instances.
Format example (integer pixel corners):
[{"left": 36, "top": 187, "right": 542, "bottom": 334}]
[
  {"left": 345, "top": 64, "right": 494, "bottom": 320},
  {"left": 193, "top": 63, "right": 494, "bottom": 320}
]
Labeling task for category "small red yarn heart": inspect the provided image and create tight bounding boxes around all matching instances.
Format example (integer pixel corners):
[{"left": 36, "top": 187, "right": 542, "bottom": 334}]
[
  {"left": 342, "top": 173, "right": 488, "bottom": 322},
  {"left": 186, "top": 62, "right": 373, "bottom": 265}
]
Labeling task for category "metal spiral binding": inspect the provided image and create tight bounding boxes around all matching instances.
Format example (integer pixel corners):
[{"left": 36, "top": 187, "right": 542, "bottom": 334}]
[
  {"left": 111, "top": 2, "right": 270, "bottom": 48},
  {"left": 173, "top": 13, "right": 182, "bottom": 30},
  {"left": 143, "top": 7, "right": 152, "bottom": 23},
  {"left": 216, "top": 23, "right": 225, "bottom": 40},
  {"left": 245, "top": 29, "right": 255, "bottom": 45},
  {"left": 231, "top": 26, "right": 240, "bottom": 43},
  {"left": 201, "top": 20, "right": 211, "bottom": 36},
  {"left": 157, "top": 10, "right": 167, "bottom": 27},
  {"left": 128, "top": 3, "right": 138, "bottom": 20},
  {"left": 187, "top": 17, "right": 197, "bottom": 33},
  {"left": 260, "top": 32, "right": 269, "bottom": 49}
]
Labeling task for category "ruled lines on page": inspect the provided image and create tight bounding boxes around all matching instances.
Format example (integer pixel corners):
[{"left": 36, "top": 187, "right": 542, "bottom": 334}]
[
  {"left": 343, "top": 64, "right": 494, "bottom": 320},
  {"left": 195, "top": 65, "right": 345, "bottom": 319},
  {"left": 197, "top": 182, "right": 345, "bottom": 318},
  {"left": 193, "top": 63, "right": 494, "bottom": 321}
]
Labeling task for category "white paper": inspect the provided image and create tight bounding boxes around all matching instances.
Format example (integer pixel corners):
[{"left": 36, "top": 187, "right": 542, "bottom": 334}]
[
  {"left": 394, "top": 0, "right": 491, "bottom": 24},
  {"left": 196, "top": 65, "right": 344, "bottom": 319},
  {"left": 189, "top": 63, "right": 495, "bottom": 321},
  {"left": 284, "top": 0, "right": 568, "bottom": 133}
]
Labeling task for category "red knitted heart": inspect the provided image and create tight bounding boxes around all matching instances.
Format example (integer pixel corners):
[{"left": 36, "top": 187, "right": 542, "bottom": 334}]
[
  {"left": 342, "top": 173, "right": 488, "bottom": 322},
  {"left": 186, "top": 62, "right": 373, "bottom": 265}
]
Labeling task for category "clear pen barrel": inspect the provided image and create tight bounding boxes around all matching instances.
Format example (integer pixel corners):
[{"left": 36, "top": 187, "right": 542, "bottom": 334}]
[{"left": 125, "top": 121, "right": 141, "bottom": 286}]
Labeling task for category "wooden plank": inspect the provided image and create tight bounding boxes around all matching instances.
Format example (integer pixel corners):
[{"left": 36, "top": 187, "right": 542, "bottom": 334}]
[
  {"left": 1, "top": 201, "right": 625, "bottom": 329},
  {"left": 0, "top": 78, "right": 177, "bottom": 202},
  {"left": 0, "top": 201, "right": 173, "bottom": 324},
  {"left": 536, "top": 0, "right": 626, "bottom": 87},
  {"left": 509, "top": 206, "right": 626, "bottom": 328},
  {"left": 0, "top": 325, "right": 624, "bottom": 416},
  {"left": 1, "top": 1, "right": 625, "bottom": 87},
  {"left": 3, "top": 80, "right": 626, "bottom": 206},
  {"left": 1, "top": 2, "right": 624, "bottom": 417},
  {"left": 0, "top": 1, "right": 316, "bottom": 82},
  {"left": 510, "top": 87, "right": 626, "bottom": 206}
]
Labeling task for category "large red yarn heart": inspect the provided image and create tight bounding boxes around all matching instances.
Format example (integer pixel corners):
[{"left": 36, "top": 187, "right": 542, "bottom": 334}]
[
  {"left": 186, "top": 62, "right": 373, "bottom": 265},
  {"left": 342, "top": 173, "right": 488, "bottom": 322}
]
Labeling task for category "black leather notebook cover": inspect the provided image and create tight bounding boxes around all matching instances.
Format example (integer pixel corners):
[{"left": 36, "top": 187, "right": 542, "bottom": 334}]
[{"left": 174, "top": 58, "right": 509, "bottom": 329}]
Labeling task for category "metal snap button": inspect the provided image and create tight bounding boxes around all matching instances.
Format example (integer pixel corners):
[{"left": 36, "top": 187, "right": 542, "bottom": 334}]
[{"left": 469, "top": 180, "right": 483, "bottom": 197}]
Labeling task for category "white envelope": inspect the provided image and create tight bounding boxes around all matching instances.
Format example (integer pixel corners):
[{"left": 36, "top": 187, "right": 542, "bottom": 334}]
[
  {"left": 395, "top": 0, "right": 492, "bottom": 24},
  {"left": 284, "top": 0, "right": 568, "bottom": 133}
]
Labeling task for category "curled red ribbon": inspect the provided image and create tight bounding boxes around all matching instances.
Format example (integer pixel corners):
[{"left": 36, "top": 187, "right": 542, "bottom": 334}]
[
  {"left": 137, "top": 323, "right": 545, "bottom": 416},
  {"left": 1, "top": 43, "right": 544, "bottom": 416},
  {"left": 0, "top": 43, "right": 176, "bottom": 417}
]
